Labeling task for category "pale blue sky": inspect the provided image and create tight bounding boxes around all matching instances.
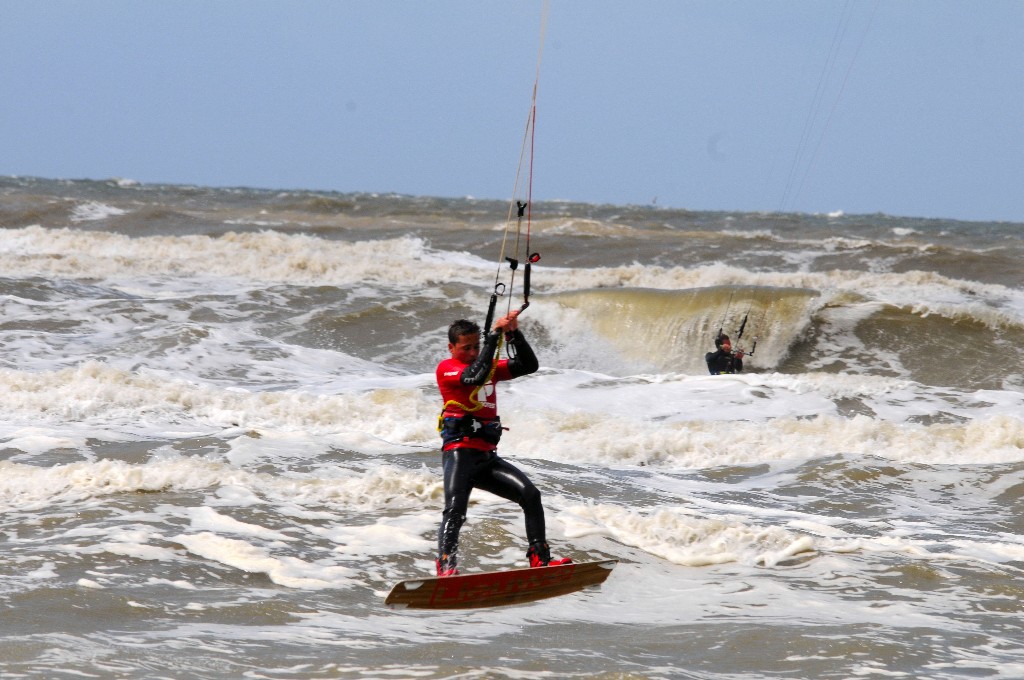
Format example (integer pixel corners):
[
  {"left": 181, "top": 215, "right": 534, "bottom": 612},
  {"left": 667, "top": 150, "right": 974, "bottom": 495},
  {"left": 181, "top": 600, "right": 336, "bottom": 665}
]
[{"left": 3, "top": 1, "right": 1022, "bottom": 223}]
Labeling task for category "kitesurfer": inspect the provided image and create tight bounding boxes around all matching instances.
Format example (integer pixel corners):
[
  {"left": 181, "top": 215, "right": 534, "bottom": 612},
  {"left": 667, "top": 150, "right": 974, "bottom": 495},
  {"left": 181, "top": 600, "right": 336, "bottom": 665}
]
[
  {"left": 434, "top": 310, "right": 571, "bottom": 577},
  {"left": 705, "top": 333, "right": 745, "bottom": 375}
]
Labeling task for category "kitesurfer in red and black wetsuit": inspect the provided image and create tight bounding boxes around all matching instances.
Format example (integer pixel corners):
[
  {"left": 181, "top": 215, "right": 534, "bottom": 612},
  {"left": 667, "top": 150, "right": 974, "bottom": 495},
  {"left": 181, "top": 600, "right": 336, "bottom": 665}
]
[{"left": 434, "top": 310, "right": 571, "bottom": 577}]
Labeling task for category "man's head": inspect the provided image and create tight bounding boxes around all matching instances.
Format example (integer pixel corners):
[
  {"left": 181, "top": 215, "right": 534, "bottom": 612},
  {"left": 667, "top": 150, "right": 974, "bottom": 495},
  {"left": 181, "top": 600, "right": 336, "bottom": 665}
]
[
  {"left": 448, "top": 319, "right": 481, "bottom": 363},
  {"left": 448, "top": 319, "right": 479, "bottom": 344},
  {"left": 716, "top": 333, "right": 731, "bottom": 351}
]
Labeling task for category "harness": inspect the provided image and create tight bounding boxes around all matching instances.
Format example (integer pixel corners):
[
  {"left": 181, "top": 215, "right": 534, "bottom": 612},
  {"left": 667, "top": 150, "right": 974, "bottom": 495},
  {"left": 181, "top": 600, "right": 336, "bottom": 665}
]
[{"left": 438, "top": 414, "right": 505, "bottom": 447}]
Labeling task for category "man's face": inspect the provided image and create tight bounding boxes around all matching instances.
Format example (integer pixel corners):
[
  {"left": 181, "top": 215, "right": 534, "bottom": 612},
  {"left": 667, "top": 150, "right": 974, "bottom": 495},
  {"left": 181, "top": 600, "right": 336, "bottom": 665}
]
[
  {"left": 449, "top": 332, "right": 481, "bottom": 364},
  {"left": 721, "top": 340, "right": 732, "bottom": 351}
]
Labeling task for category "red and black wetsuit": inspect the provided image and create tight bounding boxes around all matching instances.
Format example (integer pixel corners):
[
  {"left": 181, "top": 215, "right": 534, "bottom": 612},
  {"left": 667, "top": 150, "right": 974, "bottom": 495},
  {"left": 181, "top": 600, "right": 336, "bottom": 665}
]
[{"left": 435, "top": 328, "right": 541, "bottom": 573}]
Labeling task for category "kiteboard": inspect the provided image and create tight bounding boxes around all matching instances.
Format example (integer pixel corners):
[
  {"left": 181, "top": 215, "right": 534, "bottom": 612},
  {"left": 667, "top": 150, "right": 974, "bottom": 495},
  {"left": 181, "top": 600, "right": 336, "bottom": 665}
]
[{"left": 384, "top": 559, "right": 617, "bottom": 610}]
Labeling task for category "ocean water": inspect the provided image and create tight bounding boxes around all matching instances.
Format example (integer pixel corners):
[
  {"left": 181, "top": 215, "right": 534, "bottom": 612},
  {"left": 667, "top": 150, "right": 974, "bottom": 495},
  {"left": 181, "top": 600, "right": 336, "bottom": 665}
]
[{"left": 0, "top": 175, "right": 1022, "bottom": 679}]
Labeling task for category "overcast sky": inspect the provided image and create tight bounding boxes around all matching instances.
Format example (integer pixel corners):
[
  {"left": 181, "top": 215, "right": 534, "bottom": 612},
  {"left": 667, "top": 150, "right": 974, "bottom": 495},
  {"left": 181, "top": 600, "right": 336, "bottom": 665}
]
[{"left": 3, "top": 1, "right": 1022, "bottom": 223}]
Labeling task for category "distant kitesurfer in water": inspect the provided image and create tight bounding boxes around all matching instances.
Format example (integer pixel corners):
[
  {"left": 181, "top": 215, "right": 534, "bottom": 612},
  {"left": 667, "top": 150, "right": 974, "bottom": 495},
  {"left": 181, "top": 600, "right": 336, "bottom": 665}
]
[
  {"left": 705, "top": 333, "right": 745, "bottom": 375},
  {"left": 434, "top": 310, "right": 571, "bottom": 577}
]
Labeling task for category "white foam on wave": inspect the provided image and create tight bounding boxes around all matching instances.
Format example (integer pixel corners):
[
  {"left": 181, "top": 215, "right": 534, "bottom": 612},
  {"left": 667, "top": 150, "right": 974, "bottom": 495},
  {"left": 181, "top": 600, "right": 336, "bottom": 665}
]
[
  {"left": 498, "top": 370, "right": 1024, "bottom": 467},
  {"left": 70, "top": 201, "right": 127, "bottom": 222},
  {"left": 2, "top": 359, "right": 1022, "bottom": 469},
  {"left": 0, "top": 226, "right": 486, "bottom": 292},
  {"left": 0, "top": 456, "right": 439, "bottom": 510},
  {"left": 3, "top": 226, "right": 1020, "bottom": 330},
  {"left": 0, "top": 448, "right": 450, "bottom": 593},
  {"left": 0, "top": 453, "right": 442, "bottom": 590},
  {"left": 2, "top": 428, "right": 83, "bottom": 454},
  {"left": 185, "top": 505, "right": 293, "bottom": 541},
  {"left": 560, "top": 503, "right": 820, "bottom": 567},
  {"left": 541, "top": 263, "right": 1023, "bottom": 326},
  {"left": 512, "top": 410, "right": 1024, "bottom": 468},
  {"left": 0, "top": 361, "right": 438, "bottom": 450},
  {"left": 91, "top": 528, "right": 182, "bottom": 562},
  {"left": 311, "top": 512, "right": 435, "bottom": 558},
  {"left": 555, "top": 489, "right": 1024, "bottom": 573},
  {"left": 172, "top": 531, "right": 353, "bottom": 589}
]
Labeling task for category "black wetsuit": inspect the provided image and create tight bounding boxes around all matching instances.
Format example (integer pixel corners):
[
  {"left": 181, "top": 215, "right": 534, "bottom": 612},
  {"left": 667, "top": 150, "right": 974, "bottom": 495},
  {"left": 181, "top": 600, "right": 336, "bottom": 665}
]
[{"left": 706, "top": 349, "right": 743, "bottom": 375}]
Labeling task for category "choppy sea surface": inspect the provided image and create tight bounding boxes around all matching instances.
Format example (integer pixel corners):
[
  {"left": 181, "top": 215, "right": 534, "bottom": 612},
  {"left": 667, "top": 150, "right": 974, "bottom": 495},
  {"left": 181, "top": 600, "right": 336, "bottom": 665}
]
[{"left": 1, "top": 175, "right": 1023, "bottom": 679}]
